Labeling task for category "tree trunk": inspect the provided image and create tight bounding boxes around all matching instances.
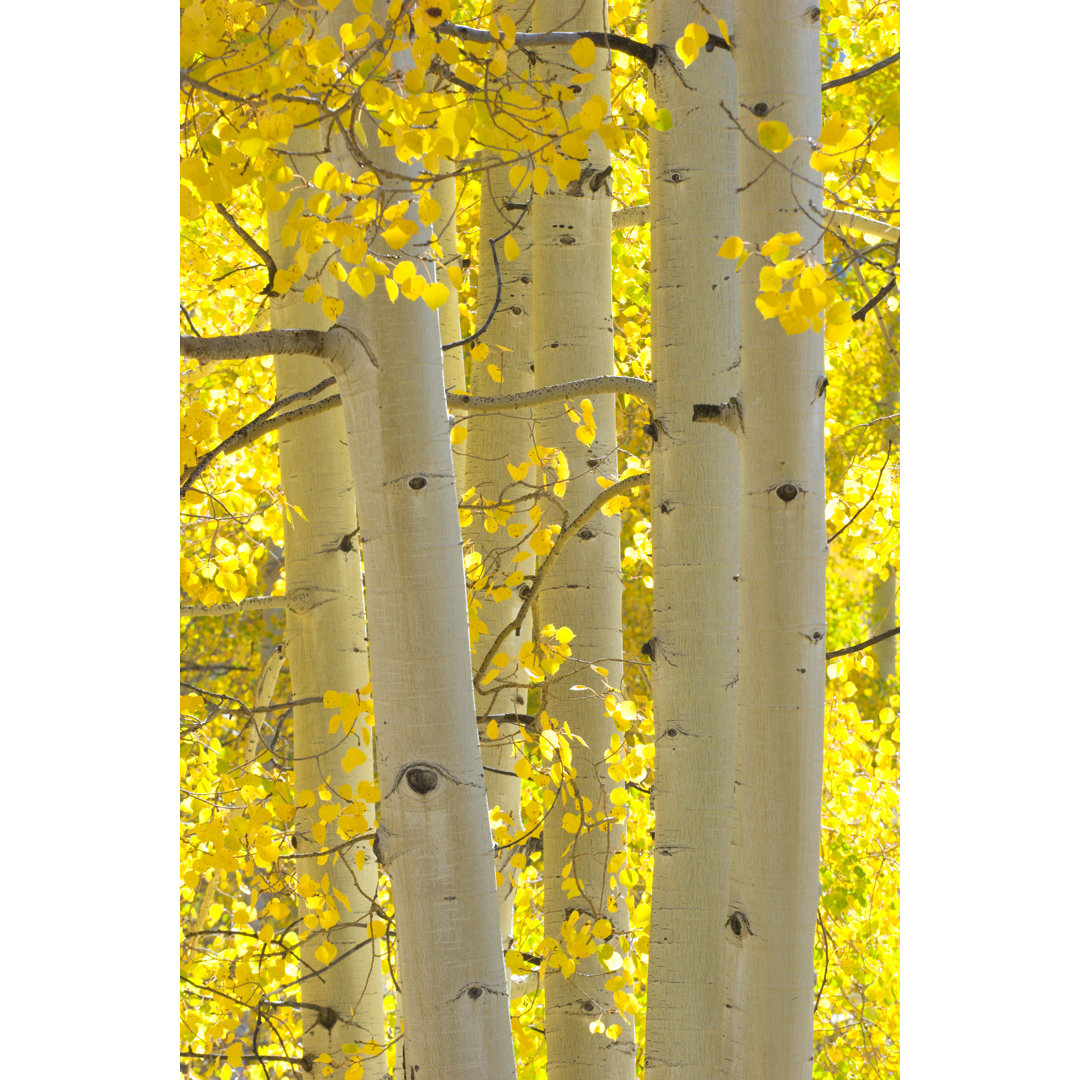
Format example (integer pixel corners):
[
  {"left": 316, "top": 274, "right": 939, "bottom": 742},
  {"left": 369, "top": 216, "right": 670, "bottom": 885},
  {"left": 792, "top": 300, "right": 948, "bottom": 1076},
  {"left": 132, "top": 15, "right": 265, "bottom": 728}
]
[
  {"left": 728, "top": 2, "right": 826, "bottom": 1075},
  {"left": 271, "top": 116, "right": 390, "bottom": 1079},
  {"left": 464, "top": 0, "right": 537, "bottom": 955},
  {"left": 322, "top": 20, "right": 517, "bottom": 1076},
  {"left": 642, "top": 3, "right": 741, "bottom": 1075},
  {"left": 532, "top": 1, "right": 635, "bottom": 1075}
]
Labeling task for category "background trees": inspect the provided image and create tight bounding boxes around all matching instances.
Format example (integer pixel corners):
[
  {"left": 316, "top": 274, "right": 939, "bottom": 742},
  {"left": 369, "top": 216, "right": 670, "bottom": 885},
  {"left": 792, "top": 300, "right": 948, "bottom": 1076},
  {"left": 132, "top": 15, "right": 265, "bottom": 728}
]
[{"left": 180, "top": 1, "right": 899, "bottom": 1076}]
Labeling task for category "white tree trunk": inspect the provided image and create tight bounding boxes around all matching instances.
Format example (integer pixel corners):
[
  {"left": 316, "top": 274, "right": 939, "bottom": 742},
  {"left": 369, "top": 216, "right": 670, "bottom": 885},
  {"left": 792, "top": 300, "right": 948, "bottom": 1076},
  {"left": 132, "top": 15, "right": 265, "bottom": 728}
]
[
  {"left": 532, "top": 1, "right": 635, "bottom": 1075},
  {"left": 464, "top": 0, "right": 536, "bottom": 955},
  {"left": 728, "top": 3, "right": 826, "bottom": 1076},
  {"left": 322, "top": 23, "right": 517, "bottom": 1076},
  {"left": 642, "top": 2, "right": 741, "bottom": 1075},
  {"left": 270, "top": 114, "right": 389, "bottom": 1078}
]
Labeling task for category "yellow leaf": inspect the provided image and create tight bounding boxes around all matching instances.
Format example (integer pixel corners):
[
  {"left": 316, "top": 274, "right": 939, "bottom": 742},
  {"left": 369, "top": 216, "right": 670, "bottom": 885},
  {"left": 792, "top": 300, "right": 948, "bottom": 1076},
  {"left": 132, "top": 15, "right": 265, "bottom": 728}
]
[
  {"left": 504, "top": 234, "right": 520, "bottom": 262},
  {"left": 676, "top": 23, "right": 709, "bottom": 66},
  {"left": 418, "top": 193, "right": 441, "bottom": 225},
  {"left": 718, "top": 235, "right": 744, "bottom": 259},
  {"left": 422, "top": 281, "right": 450, "bottom": 309},
  {"left": 322, "top": 296, "right": 343, "bottom": 321},
  {"left": 382, "top": 219, "right": 417, "bottom": 250},
  {"left": 487, "top": 362, "right": 503, "bottom": 383},
  {"left": 758, "top": 120, "right": 794, "bottom": 152},
  {"left": 507, "top": 460, "right": 529, "bottom": 482},
  {"left": 569, "top": 37, "right": 596, "bottom": 69},
  {"left": 578, "top": 95, "right": 607, "bottom": 131},
  {"left": 342, "top": 746, "right": 367, "bottom": 773}
]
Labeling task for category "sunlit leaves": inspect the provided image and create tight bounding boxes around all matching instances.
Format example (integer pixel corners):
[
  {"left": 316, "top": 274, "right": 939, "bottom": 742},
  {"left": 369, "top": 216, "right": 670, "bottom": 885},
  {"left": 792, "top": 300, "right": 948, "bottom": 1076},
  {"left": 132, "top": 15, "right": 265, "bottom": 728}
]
[
  {"left": 757, "top": 119, "right": 794, "bottom": 152},
  {"left": 569, "top": 37, "right": 596, "bottom": 69},
  {"left": 675, "top": 23, "right": 709, "bottom": 67}
]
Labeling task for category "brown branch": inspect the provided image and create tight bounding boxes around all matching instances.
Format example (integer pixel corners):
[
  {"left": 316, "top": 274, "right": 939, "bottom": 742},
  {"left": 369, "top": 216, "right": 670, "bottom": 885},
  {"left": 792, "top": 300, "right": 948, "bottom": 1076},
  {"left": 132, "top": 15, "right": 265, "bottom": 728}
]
[
  {"left": 180, "top": 324, "right": 377, "bottom": 368},
  {"left": 181, "top": 328, "right": 332, "bottom": 365},
  {"left": 214, "top": 203, "right": 280, "bottom": 296},
  {"left": 826, "top": 626, "right": 898, "bottom": 661},
  {"left": 821, "top": 52, "right": 899, "bottom": 92},
  {"left": 181, "top": 377, "right": 336, "bottom": 495},
  {"left": 437, "top": 22, "right": 680, "bottom": 69},
  {"left": 828, "top": 445, "right": 892, "bottom": 544},
  {"left": 473, "top": 471, "right": 649, "bottom": 690},
  {"left": 444, "top": 237, "right": 500, "bottom": 351},
  {"left": 450, "top": 375, "right": 655, "bottom": 413},
  {"left": 852, "top": 277, "right": 897, "bottom": 322}
]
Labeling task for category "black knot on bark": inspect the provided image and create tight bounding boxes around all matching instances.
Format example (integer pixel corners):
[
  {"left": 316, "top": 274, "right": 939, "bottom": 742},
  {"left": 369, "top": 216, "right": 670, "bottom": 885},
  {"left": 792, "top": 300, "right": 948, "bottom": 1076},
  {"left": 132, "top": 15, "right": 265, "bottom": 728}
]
[
  {"left": 408, "top": 475, "right": 428, "bottom": 491},
  {"left": 776, "top": 483, "right": 799, "bottom": 502},
  {"left": 466, "top": 985, "right": 484, "bottom": 1000},
  {"left": 726, "top": 910, "right": 753, "bottom": 937},
  {"left": 406, "top": 766, "right": 439, "bottom": 794}
]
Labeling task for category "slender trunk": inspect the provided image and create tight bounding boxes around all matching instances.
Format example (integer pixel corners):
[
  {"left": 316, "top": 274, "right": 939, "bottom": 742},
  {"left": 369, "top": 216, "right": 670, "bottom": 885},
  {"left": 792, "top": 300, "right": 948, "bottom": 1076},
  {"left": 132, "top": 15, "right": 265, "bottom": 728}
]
[
  {"left": 728, "top": 3, "right": 826, "bottom": 1075},
  {"left": 643, "top": 3, "right": 740, "bottom": 1075},
  {"left": 464, "top": 0, "right": 536, "bottom": 955},
  {"left": 322, "top": 18, "right": 517, "bottom": 1075},
  {"left": 532, "top": 2, "right": 635, "bottom": 1074},
  {"left": 270, "top": 112, "right": 390, "bottom": 1077}
]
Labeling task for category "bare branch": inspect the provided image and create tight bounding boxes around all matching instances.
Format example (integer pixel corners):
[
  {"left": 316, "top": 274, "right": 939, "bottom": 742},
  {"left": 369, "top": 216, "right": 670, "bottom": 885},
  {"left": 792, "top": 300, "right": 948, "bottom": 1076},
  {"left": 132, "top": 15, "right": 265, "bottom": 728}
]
[
  {"left": 824, "top": 209, "right": 899, "bottom": 244},
  {"left": 181, "top": 377, "right": 336, "bottom": 495},
  {"left": 473, "top": 471, "right": 649, "bottom": 689},
  {"left": 181, "top": 328, "right": 333, "bottom": 365},
  {"left": 852, "top": 277, "right": 897, "bottom": 323},
  {"left": 181, "top": 374, "right": 655, "bottom": 482},
  {"left": 613, "top": 204, "right": 650, "bottom": 231},
  {"left": 181, "top": 596, "right": 288, "bottom": 618},
  {"left": 826, "top": 626, "right": 898, "bottom": 661},
  {"left": 444, "top": 237, "right": 501, "bottom": 352},
  {"left": 215, "top": 203, "right": 280, "bottom": 296},
  {"left": 449, "top": 376, "right": 654, "bottom": 413},
  {"left": 821, "top": 52, "right": 899, "bottom": 92},
  {"left": 180, "top": 324, "right": 376, "bottom": 368},
  {"left": 437, "top": 22, "right": 684, "bottom": 69},
  {"left": 828, "top": 445, "right": 892, "bottom": 544}
]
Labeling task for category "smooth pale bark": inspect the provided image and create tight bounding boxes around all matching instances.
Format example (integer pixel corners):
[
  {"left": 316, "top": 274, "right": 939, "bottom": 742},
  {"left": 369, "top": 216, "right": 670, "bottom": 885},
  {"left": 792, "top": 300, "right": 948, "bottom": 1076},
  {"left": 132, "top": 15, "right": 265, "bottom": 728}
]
[
  {"left": 464, "top": 0, "right": 536, "bottom": 954},
  {"left": 728, "top": 3, "right": 826, "bottom": 1076},
  {"left": 642, "top": 2, "right": 740, "bottom": 1075},
  {"left": 532, "top": 2, "right": 635, "bottom": 1075},
  {"left": 270, "top": 114, "right": 390, "bottom": 1078},
  {"left": 321, "top": 19, "right": 516, "bottom": 1076}
]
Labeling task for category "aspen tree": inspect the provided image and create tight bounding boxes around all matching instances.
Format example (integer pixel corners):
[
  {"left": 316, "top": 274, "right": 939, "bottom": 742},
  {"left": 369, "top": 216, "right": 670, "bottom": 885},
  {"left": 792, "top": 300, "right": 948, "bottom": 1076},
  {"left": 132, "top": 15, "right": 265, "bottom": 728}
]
[
  {"left": 463, "top": 0, "right": 537, "bottom": 952},
  {"left": 531, "top": 1, "right": 635, "bottom": 1075},
  {"left": 318, "top": 9, "right": 516, "bottom": 1075},
  {"left": 268, "top": 20, "right": 389, "bottom": 1071},
  {"left": 728, "top": 2, "right": 827, "bottom": 1075},
  {"left": 642, "top": 3, "right": 740, "bottom": 1075}
]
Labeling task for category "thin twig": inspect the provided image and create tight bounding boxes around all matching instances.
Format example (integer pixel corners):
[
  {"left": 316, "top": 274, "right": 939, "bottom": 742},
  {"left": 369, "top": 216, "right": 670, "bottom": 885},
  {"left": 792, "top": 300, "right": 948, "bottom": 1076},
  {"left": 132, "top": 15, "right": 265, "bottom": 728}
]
[
  {"left": 821, "top": 52, "right": 899, "bottom": 92},
  {"left": 852, "top": 277, "right": 897, "bottom": 323},
  {"left": 828, "top": 445, "right": 891, "bottom": 544},
  {"left": 215, "top": 203, "right": 280, "bottom": 296},
  {"left": 825, "top": 626, "right": 899, "bottom": 661},
  {"left": 473, "top": 471, "right": 649, "bottom": 689},
  {"left": 181, "top": 377, "right": 336, "bottom": 496},
  {"left": 815, "top": 911, "right": 830, "bottom": 1013},
  {"left": 444, "top": 237, "right": 501, "bottom": 352}
]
